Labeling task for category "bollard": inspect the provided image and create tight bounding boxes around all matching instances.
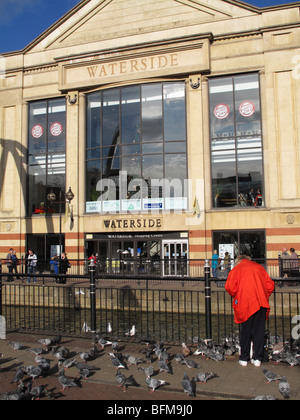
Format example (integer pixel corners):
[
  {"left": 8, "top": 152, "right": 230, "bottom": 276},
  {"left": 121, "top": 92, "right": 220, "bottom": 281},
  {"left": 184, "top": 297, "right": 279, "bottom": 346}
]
[
  {"left": 89, "top": 259, "right": 97, "bottom": 346},
  {"left": 204, "top": 259, "right": 212, "bottom": 341}
]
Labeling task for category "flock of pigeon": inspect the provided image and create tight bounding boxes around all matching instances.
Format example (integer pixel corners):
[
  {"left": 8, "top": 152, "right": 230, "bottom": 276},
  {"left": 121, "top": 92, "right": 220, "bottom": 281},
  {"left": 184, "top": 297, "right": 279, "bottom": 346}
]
[{"left": 0, "top": 330, "right": 299, "bottom": 400}]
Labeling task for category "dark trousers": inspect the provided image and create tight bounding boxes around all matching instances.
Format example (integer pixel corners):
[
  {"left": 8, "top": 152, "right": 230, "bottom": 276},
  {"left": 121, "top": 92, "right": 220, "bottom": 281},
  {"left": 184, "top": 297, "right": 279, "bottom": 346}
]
[{"left": 240, "top": 308, "right": 267, "bottom": 362}]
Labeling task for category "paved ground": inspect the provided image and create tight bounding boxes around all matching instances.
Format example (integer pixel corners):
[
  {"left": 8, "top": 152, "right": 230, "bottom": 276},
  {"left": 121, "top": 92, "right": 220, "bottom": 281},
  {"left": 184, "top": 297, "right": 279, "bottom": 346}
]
[{"left": 0, "top": 332, "right": 299, "bottom": 402}]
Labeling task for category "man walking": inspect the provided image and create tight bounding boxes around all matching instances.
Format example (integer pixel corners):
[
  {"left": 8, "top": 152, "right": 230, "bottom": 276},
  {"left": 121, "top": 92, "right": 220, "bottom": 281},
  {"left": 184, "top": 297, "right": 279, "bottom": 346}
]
[
  {"left": 27, "top": 250, "right": 37, "bottom": 284},
  {"left": 225, "top": 255, "right": 274, "bottom": 367}
]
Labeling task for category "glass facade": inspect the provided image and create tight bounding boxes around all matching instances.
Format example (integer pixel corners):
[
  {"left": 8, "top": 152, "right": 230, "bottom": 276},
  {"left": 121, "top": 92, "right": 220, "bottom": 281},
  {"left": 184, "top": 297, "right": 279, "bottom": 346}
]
[
  {"left": 28, "top": 98, "right": 66, "bottom": 215},
  {"left": 209, "top": 73, "right": 264, "bottom": 208},
  {"left": 85, "top": 82, "right": 187, "bottom": 213}
]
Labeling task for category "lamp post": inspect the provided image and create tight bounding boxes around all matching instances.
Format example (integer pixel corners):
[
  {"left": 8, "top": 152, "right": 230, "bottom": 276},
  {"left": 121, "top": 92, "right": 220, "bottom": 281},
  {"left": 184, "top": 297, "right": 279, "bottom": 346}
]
[{"left": 47, "top": 187, "right": 74, "bottom": 256}]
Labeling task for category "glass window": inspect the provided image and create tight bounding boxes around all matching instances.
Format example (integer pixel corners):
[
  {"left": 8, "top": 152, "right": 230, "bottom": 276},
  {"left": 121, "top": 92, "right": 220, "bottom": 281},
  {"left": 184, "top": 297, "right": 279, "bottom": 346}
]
[
  {"left": 85, "top": 82, "right": 187, "bottom": 213},
  {"left": 28, "top": 98, "right": 66, "bottom": 215},
  {"left": 209, "top": 73, "right": 263, "bottom": 208}
]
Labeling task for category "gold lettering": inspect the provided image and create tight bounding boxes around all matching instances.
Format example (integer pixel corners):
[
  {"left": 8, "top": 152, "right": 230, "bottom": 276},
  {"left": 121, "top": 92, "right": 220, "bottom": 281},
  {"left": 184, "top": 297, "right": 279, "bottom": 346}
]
[
  {"left": 140, "top": 58, "right": 147, "bottom": 71},
  {"left": 87, "top": 66, "right": 98, "bottom": 78},
  {"left": 150, "top": 57, "right": 155, "bottom": 69},
  {"left": 108, "top": 62, "right": 118, "bottom": 75},
  {"left": 130, "top": 60, "right": 138, "bottom": 72},
  {"left": 120, "top": 62, "right": 127, "bottom": 74},
  {"left": 99, "top": 65, "right": 107, "bottom": 77},
  {"left": 170, "top": 53, "right": 178, "bottom": 67},
  {"left": 158, "top": 55, "right": 167, "bottom": 69}
]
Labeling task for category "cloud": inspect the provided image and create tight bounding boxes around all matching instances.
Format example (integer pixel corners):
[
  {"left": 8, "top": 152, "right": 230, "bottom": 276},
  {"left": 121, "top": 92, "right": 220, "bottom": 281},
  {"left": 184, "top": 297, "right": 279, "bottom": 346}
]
[{"left": 0, "top": 0, "right": 42, "bottom": 24}]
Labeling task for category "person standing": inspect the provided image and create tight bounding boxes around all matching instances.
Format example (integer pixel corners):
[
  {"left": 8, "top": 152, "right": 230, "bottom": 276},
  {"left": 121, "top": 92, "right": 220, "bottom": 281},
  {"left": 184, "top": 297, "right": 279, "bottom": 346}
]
[
  {"left": 211, "top": 250, "right": 219, "bottom": 278},
  {"left": 6, "top": 248, "right": 14, "bottom": 282},
  {"left": 289, "top": 248, "right": 299, "bottom": 277},
  {"left": 27, "top": 250, "right": 37, "bottom": 284},
  {"left": 280, "top": 248, "right": 290, "bottom": 277},
  {"left": 60, "top": 252, "right": 70, "bottom": 284},
  {"left": 225, "top": 255, "right": 274, "bottom": 367}
]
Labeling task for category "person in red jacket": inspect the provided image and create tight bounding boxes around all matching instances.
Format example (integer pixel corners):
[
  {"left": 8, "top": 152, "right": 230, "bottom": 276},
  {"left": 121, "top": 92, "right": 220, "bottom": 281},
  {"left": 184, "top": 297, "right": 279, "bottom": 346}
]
[{"left": 225, "top": 255, "right": 275, "bottom": 367}]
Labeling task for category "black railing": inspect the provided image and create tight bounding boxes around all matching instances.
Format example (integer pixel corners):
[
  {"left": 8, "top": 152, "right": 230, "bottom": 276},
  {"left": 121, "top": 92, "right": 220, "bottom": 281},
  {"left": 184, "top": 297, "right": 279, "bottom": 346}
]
[
  {"left": 1, "top": 257, "right": 298, "bottom": 280},
  {"left": 0, "top": 264, "right": 299, "bottom": 345}
]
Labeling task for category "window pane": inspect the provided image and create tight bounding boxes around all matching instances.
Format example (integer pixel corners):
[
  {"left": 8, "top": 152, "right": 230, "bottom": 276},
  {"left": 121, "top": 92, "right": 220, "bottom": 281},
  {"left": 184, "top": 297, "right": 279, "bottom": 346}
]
[
  {"left": 48, "top": 99, "right": 66, "bottom": 153},
  {"left": 209, "top": 78, "right": 234, "bottom": 139},
  {"left": 28, "top": 164, "right": 46, "bottom": 214},
  {"left": 121, "top": 86, "right": 141, "bottom": 144},
  {"left": 87, "top": 92, "right": 101, "bottom": 149},
  {"left": 234, "top": 74, "right": 261, "bottom": 136},
  {"left": 86, "top": 160, "right": 101, "bottom": 202},
  {"left": 142, "top": 84, "right": 163, "bottom": 142},
  {"left": 164, "top": 142, "right": 186, "bottom": 153},
  {"left": 164, "top": 83, "right": 186, "bottom": 141},
  {"left": 237, "top": 148, "right": 263, "bottom": 207},
  {"left": 142, "top": 143, "right": 163, "bottom": 154},
  {"left": 165, "top": 154, "right": 187, "bottom": 197},
  {"left": 103, "top": 89, "right": 120, "bottom": 147},
  {"left": 212, "top": 149, "right": 237, "bottom": 207},
  {"left": 143, "top": 155, "right": 163, "bottom": 180},
  {"left": 29, "top": 101, "right": 47, "bottom": 154}
]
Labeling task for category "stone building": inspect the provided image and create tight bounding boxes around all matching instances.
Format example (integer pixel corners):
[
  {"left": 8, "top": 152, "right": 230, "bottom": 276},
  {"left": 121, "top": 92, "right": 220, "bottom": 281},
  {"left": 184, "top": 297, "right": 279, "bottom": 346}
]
[{"left": 0, "top": 0, "right": 300, "bottom": 274}]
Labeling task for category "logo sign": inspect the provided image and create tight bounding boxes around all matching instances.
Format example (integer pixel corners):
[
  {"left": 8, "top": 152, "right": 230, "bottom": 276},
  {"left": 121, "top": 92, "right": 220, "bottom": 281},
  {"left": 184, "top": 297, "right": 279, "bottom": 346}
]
[
  {"left": 50, "top": 122, "right": 63, "bottom": 136},
  {"left": 239, "top": 101, "right": 255, "bottom": 117},
  {"left": 31, "top": 124, "right": 44, "bottom": 139},
  {"left": 214, "top": 104, "right": 230, "bottom": 119}
]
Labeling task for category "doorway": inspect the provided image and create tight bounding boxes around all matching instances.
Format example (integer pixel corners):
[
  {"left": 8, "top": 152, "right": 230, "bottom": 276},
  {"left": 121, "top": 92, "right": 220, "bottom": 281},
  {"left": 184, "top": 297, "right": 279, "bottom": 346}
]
[{"left": 163, "top": 240, "right": 189, "bottom": 276}]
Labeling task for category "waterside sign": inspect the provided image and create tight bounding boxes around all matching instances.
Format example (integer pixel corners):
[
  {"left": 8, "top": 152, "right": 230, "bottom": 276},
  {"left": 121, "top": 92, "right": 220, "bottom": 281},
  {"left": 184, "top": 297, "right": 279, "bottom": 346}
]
[
  {"left": 103, "top": 218, "right": 162, "bottom": 230},
  {"left": 58, "top": 38, "right": 210, "bottom": 90}
]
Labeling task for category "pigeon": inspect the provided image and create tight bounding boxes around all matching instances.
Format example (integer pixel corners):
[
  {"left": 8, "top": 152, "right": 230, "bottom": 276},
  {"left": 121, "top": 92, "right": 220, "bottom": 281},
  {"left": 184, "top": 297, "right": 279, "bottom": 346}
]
[
  {"left": 253, "top": 395, "right": 278, "bottom": 400},
  {"left": 159, "top": 360, "right": 173, "bottom": 374},
  {"left": 8, "top": 342, "right": 23, "bottom": 351},
  {"left": 159, "top": 349, "right": 170, "bottom": 362},
  {"left": 11, "top": 367, "right": 25, "bottom": 384},
  {"left": 60, "top": 358, "right": 76, "bottom": 370},
  {"left": 111, "top": 342, "right": 119, "bottom": 352},
  {"left": 107, "top": 322, "right": 113, "bottom": 334},
  {"left": 58, "top": 368, "right": 78, "bottom": 392},
  {"left": 193, "top": 372, "right": 218, "bottom": 384},
  {"left": 24, "top": 365, "right": 43, "bottom": 381},
  {"left": 82, "top": 322, "right": 91, "bottom": 333},
  {"left": 37, "top": 335, "right": 62, "bottom": 348},
  {"left": 97, "top": 337, "right": 113, "bottom": 349},
  {"left": 124, "top": 354, "right": 144, "bottom": 366},
  {"left": 146, "top": 377, "right": 167, "bottom": 393},
  {"left": 182, "top": 372, "right": 196, "bottom": 397},
  {"left": 279, "top": 376, "right": 290, "bottom": 400},
  {"left": 182, "top": 343, "right": 192, "bottom": 357},
  {"left": 30, "top": 384, "right": 48, "bottom": 400},
  {"left": 138, "top": 366, "right": 155, "bottom": 377},
  {"left": 28, "top": 347, "right": 47, "bottom": 356},
  {"left": 262, "top": 368, "right": 282, "bottom": 383},
  {"left": 125, "top": 325, "right": 136, "bottom": 337},
  {"left": 174, "top": 353, "right": 185, "bottom": 363},
  {"left": 0, "top": 381, "right": 32, "bottom": 401},
  {"left": 109, "top": 353, "right": 126, "bottom": 369},
  {"left": 182, "top": 358, "right": 201, "bottom": 369},
  {"left": 116, "top": 369, "right": 139, "bottom": 392}
]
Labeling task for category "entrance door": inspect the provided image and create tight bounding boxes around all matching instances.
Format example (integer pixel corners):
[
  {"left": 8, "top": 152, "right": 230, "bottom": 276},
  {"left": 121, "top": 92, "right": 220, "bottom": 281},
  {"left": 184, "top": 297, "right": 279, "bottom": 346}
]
[{"left": 163, "top": 240, "right": 189, "bottom": 276}]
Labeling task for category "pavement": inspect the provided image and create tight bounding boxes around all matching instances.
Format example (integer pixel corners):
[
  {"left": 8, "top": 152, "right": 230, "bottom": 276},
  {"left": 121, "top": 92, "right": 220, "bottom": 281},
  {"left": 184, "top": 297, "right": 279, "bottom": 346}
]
[{"left": 0, "top": 332, "right": 299, "bottom": 402}]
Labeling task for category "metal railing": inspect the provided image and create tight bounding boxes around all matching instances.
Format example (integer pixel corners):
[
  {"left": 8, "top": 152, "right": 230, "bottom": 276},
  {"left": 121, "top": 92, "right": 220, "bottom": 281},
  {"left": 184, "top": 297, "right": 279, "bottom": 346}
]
[
  {"left": 1, "top": 256, "right": 297, "bottom": 280},
  {"left": 0, "top": 262, "right": 299, "bottom": 345}
]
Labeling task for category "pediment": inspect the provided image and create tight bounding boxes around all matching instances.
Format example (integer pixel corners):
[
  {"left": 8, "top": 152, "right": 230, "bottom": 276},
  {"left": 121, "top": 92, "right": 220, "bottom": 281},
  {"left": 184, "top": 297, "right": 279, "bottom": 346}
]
[{"left": 28, "top": 0, "right": 259, "bottom": 53}]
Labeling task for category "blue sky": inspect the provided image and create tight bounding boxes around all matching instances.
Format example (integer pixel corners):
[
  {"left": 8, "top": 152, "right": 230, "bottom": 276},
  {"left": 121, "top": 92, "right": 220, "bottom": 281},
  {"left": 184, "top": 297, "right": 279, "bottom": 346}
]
[{"left": 0, "top": 0, "right": 297, "bottom": 54}]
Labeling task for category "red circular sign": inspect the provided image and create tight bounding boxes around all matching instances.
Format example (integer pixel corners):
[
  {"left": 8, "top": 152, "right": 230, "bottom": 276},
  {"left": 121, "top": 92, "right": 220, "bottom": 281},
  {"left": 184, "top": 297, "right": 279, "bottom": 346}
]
[
  {"left": 214, "top": 104, "right": 230, "bottom": 120},
  {"left": 50, "top": 122, "right": 63, "bottom": 136},
  {"left": 239, "top": 101, "right": 255, "bottom": 117},
  {"left": 31, "top": 124, "right": 44, "bottom": 139}
]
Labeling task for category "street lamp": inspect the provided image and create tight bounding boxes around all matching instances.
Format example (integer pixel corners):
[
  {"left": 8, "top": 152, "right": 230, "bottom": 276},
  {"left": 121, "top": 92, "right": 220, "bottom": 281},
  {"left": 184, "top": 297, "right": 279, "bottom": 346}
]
[{"left": 47, "top": 187, "right": 75, "bottom": 254}]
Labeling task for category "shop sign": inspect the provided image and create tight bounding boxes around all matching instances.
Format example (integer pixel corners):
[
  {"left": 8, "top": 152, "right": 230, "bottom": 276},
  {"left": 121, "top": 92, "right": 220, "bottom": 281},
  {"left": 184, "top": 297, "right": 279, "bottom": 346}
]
[
  {"left": 214, "top": 103, "right": 230, "bottom": 119},
  {"left": 103, "top": 218, "right": 162, "bottom": 229},
  {"left": 32, "top": 124, "right": 44, "bottom": 139},
  {"left": 239, "top": 101, "right": 255, "bottom": 117}
]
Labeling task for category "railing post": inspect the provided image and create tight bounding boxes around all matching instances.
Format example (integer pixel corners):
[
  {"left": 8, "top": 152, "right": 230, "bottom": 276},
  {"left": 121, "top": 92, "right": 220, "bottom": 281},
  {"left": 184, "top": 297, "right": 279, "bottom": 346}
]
[
  {"left": 89, "top": 259, "right": 97, "bottom": 346},
  {"left": 204, "top": 259, "right": 212, "bottom": 341}
]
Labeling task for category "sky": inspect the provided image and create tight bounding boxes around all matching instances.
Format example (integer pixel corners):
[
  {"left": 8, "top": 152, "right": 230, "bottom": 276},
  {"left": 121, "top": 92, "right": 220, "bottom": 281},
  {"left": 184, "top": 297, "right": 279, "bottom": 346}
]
[{"left": 0, "top": 0, "right": 297, "bottom": 54}]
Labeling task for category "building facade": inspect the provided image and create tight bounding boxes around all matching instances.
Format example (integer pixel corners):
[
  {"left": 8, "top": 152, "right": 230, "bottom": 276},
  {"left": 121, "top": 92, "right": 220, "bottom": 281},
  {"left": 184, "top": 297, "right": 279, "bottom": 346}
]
[{"left": 1, "top": 0, "right": 300, "bottom": 272}]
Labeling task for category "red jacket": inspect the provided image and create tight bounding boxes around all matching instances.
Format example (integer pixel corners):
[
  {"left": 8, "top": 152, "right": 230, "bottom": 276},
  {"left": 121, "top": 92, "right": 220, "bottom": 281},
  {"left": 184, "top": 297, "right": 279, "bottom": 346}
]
[{"left": 225, "top": 259, "right": 275, "bottom": 324}]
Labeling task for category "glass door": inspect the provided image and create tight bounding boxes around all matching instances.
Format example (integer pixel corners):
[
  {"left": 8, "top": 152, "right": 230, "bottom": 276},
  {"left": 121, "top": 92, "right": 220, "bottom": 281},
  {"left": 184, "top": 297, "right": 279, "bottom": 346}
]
[{"left": 162, "top": 240, "right": 188, "bottom": 276}]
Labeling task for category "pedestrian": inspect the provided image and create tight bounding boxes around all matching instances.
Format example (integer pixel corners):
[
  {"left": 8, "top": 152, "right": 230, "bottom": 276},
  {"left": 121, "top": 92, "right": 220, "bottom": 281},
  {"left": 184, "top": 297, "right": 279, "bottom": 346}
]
[
  {"left": 27, "top": 250, "right": 37, "bottom": 284},
  {"left": 223, "top": 252, "right": 231, "bottom": 276},
  {"left": 60, "top": 252, "right": 70, "bottom": 284},
  {"left": 289, "top": 248, "right": 299, "bottom": 277},
  {"left": 280, "top": 248, "right": 290, "bottom": 277},
  {"left": 225, "top": 255, "right": 274, "bottom": 367},
  {"left": 6, "top": 248, "right": 14, "bottom": 282},
  {"left": 50, "top": 255, "right": 59, "bottom": 281},
  {"left": 11, "top": 250, "right": 19, "bottom": 276},
  {"left": 211, "top": 250, "right": 219, "bottom": 278}
]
